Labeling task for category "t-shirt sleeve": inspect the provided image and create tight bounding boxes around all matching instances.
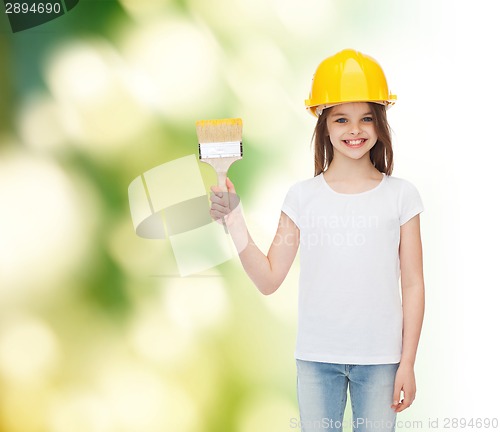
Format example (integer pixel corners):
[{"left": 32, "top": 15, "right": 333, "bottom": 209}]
[
  {"left": 281, "top": 183, "right": 300, "bottom": 229},
  {"left": 399, "top": 179, "right": 424, "bottom": 225}
]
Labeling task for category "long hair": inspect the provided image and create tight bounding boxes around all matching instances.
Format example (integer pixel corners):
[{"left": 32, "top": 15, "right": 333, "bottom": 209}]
[{"left": 312, "top": 102, "right": 394, "bottom": 176}]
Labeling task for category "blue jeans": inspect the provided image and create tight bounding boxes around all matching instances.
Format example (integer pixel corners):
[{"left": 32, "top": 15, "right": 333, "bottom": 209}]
[{"left": 296, "top": 359, "right": 399, "bottom": 432}]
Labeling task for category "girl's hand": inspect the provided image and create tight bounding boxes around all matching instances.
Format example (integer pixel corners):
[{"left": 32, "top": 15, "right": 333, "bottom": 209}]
[
  {"left": 209, "top": 177, "right": 240, "bottom": 224},
  {"left": 391, "top": 363, "right": 416, "bottom": 413}
]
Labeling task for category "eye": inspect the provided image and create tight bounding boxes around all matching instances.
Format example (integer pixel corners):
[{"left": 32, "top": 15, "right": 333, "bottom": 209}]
[
  {"left": 335, "top": 118, "right": 347, "bottom": 123},
  {"left": 362, "top": 116, "right": 373, "bottom": 122}
]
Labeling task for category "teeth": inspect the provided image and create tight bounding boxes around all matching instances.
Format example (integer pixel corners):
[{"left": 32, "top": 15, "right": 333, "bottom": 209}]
[{"left": 345, "top": 139, "right": 364, "bottom": 145}]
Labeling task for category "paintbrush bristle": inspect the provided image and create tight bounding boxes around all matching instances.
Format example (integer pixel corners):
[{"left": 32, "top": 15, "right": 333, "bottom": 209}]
[{"left": 196, "top": 118, "right": 243, "bottom": 143}]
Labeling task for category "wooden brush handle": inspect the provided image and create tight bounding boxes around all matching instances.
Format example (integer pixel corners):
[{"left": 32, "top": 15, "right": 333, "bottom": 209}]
[
  {"left": 217, "top": 171, "right": 229, "bottom": 234},
  {"left": 210, "top": 157, "right": 238, "bottom": 210},
  {"left": 217, "top": 171, "right": 228, "bottom": 201},
  {"left": 200, "top": 156, "right": 241, "bottom": 234}
]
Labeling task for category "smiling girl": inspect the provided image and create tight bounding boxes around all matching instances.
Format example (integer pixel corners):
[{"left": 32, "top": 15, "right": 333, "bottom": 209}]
[{"left": 210, "top": 49, "right": 425, "bottom": 432}]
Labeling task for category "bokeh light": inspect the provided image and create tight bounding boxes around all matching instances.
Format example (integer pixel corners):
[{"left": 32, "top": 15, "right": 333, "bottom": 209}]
[
  {"left": 17, "top": 92, "right": 67, "bottom": 151},
  {"left": 48, "top": 390, "right": 113, "bottom": 432},
  {"left": 162, "top": 274, "right": 229, "bottom": 331},
  {"left": 0, "top": 149, "right": 97, "bottom": 300},
  {"left": 121, "top": 17, "right": 220, "bottom": 120},
  {"left": 44, "top": 39, "right": 152, "bottom": 152},
  {"left": 0, "top": 314, "right": 60, "bottom": 383}
]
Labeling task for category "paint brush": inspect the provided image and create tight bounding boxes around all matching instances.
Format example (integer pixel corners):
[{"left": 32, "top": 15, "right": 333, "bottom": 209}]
[{"left": 196, "top": 118, "right": 243, "bottom": 233}]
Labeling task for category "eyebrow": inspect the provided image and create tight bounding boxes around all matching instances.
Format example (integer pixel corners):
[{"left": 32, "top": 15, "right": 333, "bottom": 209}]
[{"left": 330, "top": 112, "right": 373, "bottom": 117}]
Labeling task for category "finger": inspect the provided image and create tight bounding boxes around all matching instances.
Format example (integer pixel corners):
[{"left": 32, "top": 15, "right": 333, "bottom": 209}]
[
  {"left": 395, "top": 398, "right": 412, "bottom": 413},
  {"left": 226, "top": 177, "right": 236, "bottom": 194},
  {"left": 404, "top": 390, "right": 416, "bottom": 408},
  {"left": 210, "top": 214, "right": 224, "bottom": 223},
  {"left": 211, "top": 202, "right": 229, "bottom": 214},
  {"left": 210, "top": 191, "right": 225, "bottom": 203},
  {"left": 211, "top": 190, "right": 224, "bottom": 199},
  {"left": 210, "top": 209, "right": 227, "bottom": 221},
  {"left": 210, "top": 186, "right": 223, "bottom": 197},
  {"left": 392, "top": 386, "right": 402, "bottom": 408},
  {"left": 394, "top": 388, "right": 415, "bottom": 413}
]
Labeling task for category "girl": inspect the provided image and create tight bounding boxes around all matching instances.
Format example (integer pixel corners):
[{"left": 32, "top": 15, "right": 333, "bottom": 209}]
[{"left": 210, "top": 49, "right": 424, "bottom": 432}]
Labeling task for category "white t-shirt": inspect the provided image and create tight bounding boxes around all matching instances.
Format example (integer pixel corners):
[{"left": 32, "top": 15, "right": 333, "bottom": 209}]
[{"left": 281, "top": 172, "right": 424, "bottom": 365}]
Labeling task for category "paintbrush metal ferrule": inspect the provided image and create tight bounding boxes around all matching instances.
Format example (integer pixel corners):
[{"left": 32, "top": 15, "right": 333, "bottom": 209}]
[{"left": 199, "top": 141, "right": 243, "bottom": 159}]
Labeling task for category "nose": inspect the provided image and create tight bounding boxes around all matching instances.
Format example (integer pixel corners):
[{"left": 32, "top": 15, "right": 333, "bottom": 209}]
[{"left": 349, "top": 121, "right": 361, "bottom": 135}]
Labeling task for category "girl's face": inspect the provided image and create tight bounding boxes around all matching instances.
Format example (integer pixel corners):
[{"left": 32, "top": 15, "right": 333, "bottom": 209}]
[{"left": 326, "top": 102, "right": 378, "bottom": 162}]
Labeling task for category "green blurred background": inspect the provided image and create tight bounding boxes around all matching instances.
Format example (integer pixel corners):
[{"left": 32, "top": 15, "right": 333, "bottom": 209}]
[{"left": 1, "top": 0, "right": 499, "bottom": 431}]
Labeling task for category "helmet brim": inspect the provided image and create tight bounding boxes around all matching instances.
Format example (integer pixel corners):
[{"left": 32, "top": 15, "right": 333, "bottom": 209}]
[{"left": 307, "top": 97, "right": 397, "bottom": 117}]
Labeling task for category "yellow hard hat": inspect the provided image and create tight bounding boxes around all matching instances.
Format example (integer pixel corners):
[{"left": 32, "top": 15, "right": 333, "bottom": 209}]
[{"left": 305, "top": 49, "right": 397, "bottom": 117}]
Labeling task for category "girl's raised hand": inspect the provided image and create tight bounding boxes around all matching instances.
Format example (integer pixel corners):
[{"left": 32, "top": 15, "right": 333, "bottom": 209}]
[{"left": 209, "top": 177, "right": 240, "bottom": 223}]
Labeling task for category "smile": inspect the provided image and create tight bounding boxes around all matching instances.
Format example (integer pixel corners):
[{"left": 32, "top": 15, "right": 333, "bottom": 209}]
[{"left": 343, "top": 139, "right": 367, "bottom": 148}]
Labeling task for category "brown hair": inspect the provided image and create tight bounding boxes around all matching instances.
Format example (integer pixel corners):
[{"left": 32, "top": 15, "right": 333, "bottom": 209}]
[{"left": 312, "top": 102, "right": 394, "bottom": 176}]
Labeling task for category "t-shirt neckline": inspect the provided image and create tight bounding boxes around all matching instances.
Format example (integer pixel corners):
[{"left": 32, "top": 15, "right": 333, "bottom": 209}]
[{"left": 319, "top": 172, "right": 386, "bottom": 196}]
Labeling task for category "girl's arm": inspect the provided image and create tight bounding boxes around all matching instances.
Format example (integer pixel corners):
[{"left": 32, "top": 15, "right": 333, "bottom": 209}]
[
  {"left": 210, "top": 178, "right": 299, "bottom": 295},
  {"left": 392, "top": 214, "right": 425, "bottom": 413}
]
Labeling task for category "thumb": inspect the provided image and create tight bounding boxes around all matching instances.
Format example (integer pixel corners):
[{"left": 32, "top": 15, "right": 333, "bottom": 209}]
[
  {"left": 226, "top": 177, "right": 236, "bottom": 193},
  {"left": 392, "top": 384, "right": 401, "bottom": 407}
]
